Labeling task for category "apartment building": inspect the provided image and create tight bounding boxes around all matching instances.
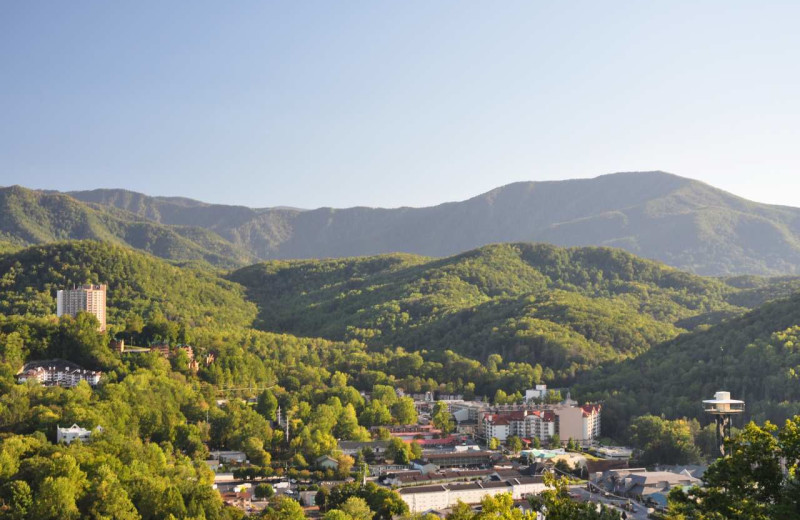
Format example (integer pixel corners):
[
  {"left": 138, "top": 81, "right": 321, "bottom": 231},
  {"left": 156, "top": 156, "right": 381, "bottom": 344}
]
[
  {"left": 480, "top": 410, "right": 555, "bottom": 443},
  {"left": 554, "top": 404, "right": 601, "bottom": 446},
  {"left": 481, "top": 404, "right": 599, "bottom": 445},
  {"left": 56, "top": 284, "right": 107, "bottom": 331},
  {"left": 17, "top": 360, "right": 102, "bottom": 387}
]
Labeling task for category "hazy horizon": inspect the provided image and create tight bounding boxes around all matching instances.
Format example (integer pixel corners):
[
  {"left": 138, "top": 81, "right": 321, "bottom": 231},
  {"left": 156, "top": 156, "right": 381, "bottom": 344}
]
[
  {"left": 6, "top": 170, "right": 796, "bottom": 211},
  {"left": 2, "top": 2, "right": 799, "bottom": 209}
]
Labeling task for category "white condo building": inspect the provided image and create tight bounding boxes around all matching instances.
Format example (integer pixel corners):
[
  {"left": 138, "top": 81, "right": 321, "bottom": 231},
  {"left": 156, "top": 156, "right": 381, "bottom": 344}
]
[
  {"left": 57, "top": 284, "right": 107, "bottom": 331},
  {"left": 16, "top": 360, "right": 102, "bottom": 387}
]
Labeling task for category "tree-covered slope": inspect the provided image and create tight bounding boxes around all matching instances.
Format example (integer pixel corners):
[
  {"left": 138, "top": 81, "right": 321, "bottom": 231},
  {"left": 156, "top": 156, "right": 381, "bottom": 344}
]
[
  {"left": 229, "top": 242, "right": 770, "bottom": 378},
  {"left": 0, "top": 241, "right": 256, "bottom": 329},
  {"left": 69, "top": 171, "right": 800, "bottom": 275},
  {"left": 576, "top": 292, "right": 800, "bottom": 436},
  {"left": 0, "top": 186, "right": 252, "bottom": 267}
]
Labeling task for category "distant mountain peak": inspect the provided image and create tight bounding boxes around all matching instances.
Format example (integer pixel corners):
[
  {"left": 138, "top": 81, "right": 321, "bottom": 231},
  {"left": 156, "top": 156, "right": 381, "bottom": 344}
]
[{"left": 4, "top": 172, "right": 800, "bottom": 275}]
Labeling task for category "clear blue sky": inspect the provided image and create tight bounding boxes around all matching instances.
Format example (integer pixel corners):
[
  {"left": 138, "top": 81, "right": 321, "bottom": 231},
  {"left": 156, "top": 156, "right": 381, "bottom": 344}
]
[{"left": 1, "top": 2, "right": 798, "bottom": 209}]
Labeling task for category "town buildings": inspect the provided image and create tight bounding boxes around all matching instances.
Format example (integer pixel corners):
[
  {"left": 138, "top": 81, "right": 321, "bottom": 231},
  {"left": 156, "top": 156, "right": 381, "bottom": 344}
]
[
  {"left": 16, "top": 360, "right": 102, "bottom": 387},
  {"left": 56, "top": 284, "right": 107, "bottom": 331}
]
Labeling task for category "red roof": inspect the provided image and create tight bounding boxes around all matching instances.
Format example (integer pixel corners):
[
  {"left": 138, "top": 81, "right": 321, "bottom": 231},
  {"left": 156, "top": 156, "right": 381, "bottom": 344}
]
[
  {"left": 409, "top": 436, "right": 464, "bottom": 446},
  {"left": 484, "top": 411, "right": 527, "bottom": 424},
  {"left": 581, "top": 404, "right": 601, "bottom": 417}
]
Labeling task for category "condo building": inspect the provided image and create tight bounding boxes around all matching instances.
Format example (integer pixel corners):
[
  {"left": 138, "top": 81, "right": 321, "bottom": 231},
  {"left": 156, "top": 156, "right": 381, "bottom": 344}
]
[{"left": 56, "top": 284, "right": 107, "bottom": 331}]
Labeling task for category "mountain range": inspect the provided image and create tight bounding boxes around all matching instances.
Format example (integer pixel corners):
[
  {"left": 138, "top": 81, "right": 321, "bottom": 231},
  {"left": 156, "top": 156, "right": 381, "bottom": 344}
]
[
  {"left": 3, "top": 238, "right": 798, "bottom": 427},
  {"left": 4, "top": 171, "right": 800, "bottom": 275}
]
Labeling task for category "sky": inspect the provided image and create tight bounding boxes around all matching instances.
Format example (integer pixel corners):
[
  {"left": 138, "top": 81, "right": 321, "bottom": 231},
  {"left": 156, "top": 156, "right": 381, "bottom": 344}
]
[{"left": 1, "top": 1, "right": 799, "bottom": 209}]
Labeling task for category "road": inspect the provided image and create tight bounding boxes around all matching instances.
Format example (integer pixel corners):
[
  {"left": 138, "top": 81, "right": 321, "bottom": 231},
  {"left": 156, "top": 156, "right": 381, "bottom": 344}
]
[{"left": 569, "top": 485, "right": 651, "bottom": 520}]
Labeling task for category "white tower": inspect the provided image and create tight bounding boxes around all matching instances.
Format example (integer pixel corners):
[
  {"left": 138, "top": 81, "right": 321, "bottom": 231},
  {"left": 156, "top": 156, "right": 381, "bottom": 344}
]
[{"left": 703, "top": 391, "right": 744, "bottom": 457}]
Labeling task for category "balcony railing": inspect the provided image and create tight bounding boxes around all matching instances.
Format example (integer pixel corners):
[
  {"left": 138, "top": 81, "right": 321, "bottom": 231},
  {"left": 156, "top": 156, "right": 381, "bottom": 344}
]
[{"left": 703, "top": 403, "right": 745, "bottom": 413}]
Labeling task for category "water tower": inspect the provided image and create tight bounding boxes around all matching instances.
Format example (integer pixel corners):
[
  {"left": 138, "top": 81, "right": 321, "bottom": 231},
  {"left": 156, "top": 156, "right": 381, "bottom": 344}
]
[{"left": 703, "top": 391, "right": 744, "bottom": 457}]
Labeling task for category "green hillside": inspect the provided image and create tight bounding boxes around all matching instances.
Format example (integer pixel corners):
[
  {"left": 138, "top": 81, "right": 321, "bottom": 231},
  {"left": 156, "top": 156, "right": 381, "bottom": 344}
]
[
  {"left": 0, "top": 239, "right": 799, "bottom": 519},
  {"left": 576, "top": 292, "right": 800, "bottom": 437},
  {"left": 0, "top": 186, "right": 252, "bottom": 267},
  {"left": 230, "top": 243, "right": 777, "bottom": 379},
  {"left": 0, "top": 241, "right": 256, "bottom": 329}
]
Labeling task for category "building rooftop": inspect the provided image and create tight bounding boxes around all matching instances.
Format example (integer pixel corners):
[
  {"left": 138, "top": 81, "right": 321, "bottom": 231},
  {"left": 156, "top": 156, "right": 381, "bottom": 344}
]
[
  {"left": 399, "top": 477, "right": 544, "bottom": 496},
  {"left": 18, "top": 359, "right": 95, "bottom": 373},
  {"left": 423, "top": 451, "right": 495, "bottom": 460},
  {"left": 338, "top": 440, "right": 390, "bottom": 450}
]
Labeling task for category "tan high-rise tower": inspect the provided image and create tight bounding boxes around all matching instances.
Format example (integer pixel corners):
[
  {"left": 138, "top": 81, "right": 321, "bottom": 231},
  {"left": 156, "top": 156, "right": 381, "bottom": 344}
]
[{"left": 56, "top": 284, "right": 107, "bottom": 331}]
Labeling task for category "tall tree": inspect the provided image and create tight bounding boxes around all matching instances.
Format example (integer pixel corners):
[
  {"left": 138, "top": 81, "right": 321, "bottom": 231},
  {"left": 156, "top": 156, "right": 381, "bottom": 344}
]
[{"left": 432, "top": 402, "right": 454, "bottom": 435}]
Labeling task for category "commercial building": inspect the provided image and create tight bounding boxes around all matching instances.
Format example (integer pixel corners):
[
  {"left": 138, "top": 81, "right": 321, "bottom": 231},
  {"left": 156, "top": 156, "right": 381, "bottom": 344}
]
[
  {"left": 371, "top": 425, "right": 442, "bottom": 440},
  {"left": 412, "top": 450, "right": 499, "bottom": 470},
  {"left": 399, "top": 477, "right": 545, "bottom": 513},
  {"left": 56, "top": 284, "right": 107, "bottom": 331},
  {"left": 593, "top": 468, "right": 700, "bottom": 501}
]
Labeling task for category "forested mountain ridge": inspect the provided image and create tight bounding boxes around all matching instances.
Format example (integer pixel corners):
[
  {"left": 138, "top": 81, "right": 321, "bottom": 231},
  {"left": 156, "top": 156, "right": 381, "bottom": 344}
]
[
  {"left": 68, "top": 171, "right": 800, "bottom": 276},
  {"left": 229, "top": 242, "right": 800, "bottom": 380},
  {"left": 1, "top": 239, "right": 800, "bottom": 517},
  {"left": 577, "top": 291, "right": 800, "bottom": 437},
  {"left": 0, "top": 186, "right": 253, "bottom": 267},
  {"left": 0, "top": 240, "right": 257, "bottom": 330}
]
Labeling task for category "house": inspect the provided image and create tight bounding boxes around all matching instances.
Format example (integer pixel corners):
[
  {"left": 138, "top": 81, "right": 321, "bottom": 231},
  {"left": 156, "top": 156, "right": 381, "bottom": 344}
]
[
  {"left": 316, "top": 455, "right": 339, "bottom": 470},
  {"left": 298, "top": 490, "right": 318, "bottom": 506},
  {"left": 455, "top": 419, "right": 478, "bottom": 436},
  {"left": 209, "top": 451, "right": 248, "bottom": 464},
  {"left": 111, "top": 339, "right": 125, "bottom": 353},
  {"left": 338, "top": 440, "right": 390, "bottom": 457},
  {"left": 57, "top": 424, "right": 101, "bottom": 444}
]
